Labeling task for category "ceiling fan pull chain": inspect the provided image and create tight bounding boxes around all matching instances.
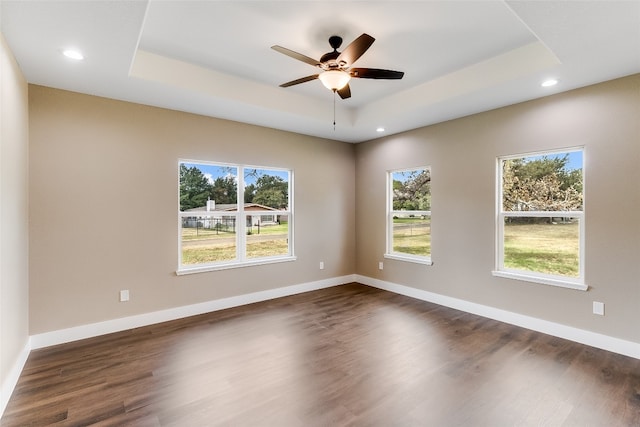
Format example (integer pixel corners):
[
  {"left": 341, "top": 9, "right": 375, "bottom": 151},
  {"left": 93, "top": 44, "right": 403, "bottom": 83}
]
[{"left": 333, "top": 89, "right": 336, "bottom": 132}]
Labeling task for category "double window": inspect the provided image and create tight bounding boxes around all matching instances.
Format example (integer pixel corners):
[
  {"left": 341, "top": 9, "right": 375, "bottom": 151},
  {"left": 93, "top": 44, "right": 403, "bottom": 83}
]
[
  {"left": 178, "top": 160, "right": 294, "bottom": 274},
  {"left": 494, "top": 148, "right": 585, "bottom": 290},
  {"left": 386, "top": 167, "right": 432, "bottom": 265}
]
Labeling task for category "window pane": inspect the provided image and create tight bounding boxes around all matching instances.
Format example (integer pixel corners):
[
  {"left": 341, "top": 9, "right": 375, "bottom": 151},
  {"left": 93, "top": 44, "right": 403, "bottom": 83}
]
[
  {"left": 179, "top": 161, "right": 293, "bottom": 271},
  {"left": 181, "top": 215, "right": 237, "bottom": 265},
  {"left": 244, "top": 168, "right": 289, "bottom": 209},
  {"left": 392, "top": 168, "right": 431, "bottom": 211},
  {"left": 246, "top": 214, "right": 289, "bottom": 259},
  {"left": 179, "top": 163, "right": 238, "bottom": 212},
  {"left": 503, "top": 217, "right": 580, "bottom": 278},
  {"left": 502, "top": 151, "right": 583, "bottom": 212},
  {"left": 392, "top": 214, "right": 431, "bottom": 257}
]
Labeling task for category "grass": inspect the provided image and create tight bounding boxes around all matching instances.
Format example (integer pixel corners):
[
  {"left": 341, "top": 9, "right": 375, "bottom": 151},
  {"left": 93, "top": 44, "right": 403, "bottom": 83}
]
[
  {"left": 246, "top": 239, "right": 289, "bottom": 258},
  {"left": 182, "top": 244, "right": 236, "bottom": 264},
  {"left": 390, "top": 217, "right": 578, "bottom": 276},
  {"left": 393, "top": 216, "right": 428, "bottom": 223},
  {"left": 182, "top": 239, "right": 289, "bottom": 264},
  {"left": 246, "top": 223, "right": 289, "bottom": 236},
  {"left": 182, "top": 223, "right": 288, "bottom": 241},
  {"left": 392, "top": 218, "right": 431, "bottom": 256},
  {"left": 182, "top": 219, "right": 578, "bottom": 276},
  {"left": 182, "top": 227, "right": 232, "bottom": 241},
  {"left": 181, "top": 223, "right": 289, "bottom": 265},
  {"left": 503, "top": 221, "right": 579, "bottom": 277}
]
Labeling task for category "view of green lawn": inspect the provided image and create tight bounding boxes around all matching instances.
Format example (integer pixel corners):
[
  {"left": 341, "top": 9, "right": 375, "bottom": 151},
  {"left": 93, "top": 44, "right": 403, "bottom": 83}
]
[
  {"left": 181, "top": 227, "right": 230, "bottom": 241},
  {"left": 246, "top": 222, "right": 288, "bottom": 235},
  {"left": 181, "top": 223, "right": 289, "bottom": 264},
  {"left": 503, "top": 221, "right": 579, "bottom": 277},
  {"left": 393, "top": 217, "right": 431, "bottom": 256},
  {"left": 182, "top": 243, "right": 236, "bottom": 264},
  {"left": 390, "top": 217, "right": 578, "bottom": 277},
  {"left": 182, "top": 217, "right": 578, "bottom": 275},
  {"left": 246, "top": 239, "right": 289, "bottom": 258}
]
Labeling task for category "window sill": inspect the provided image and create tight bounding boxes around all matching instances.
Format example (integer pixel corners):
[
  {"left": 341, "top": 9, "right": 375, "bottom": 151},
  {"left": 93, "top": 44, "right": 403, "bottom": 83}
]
[
  {"left": 384, "top": 253, "right": 433, "bottom": 266},
  {"left": 177, "top": 256, "right": 297, "bottom": 276},
  {"left": 492, "top": 270, "right": 588, "bottom": 291}
]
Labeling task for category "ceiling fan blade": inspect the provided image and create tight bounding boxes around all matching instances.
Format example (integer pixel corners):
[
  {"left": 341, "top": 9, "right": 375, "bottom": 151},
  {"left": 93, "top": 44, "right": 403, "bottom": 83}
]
[
  {"left": 350, "top": 68, "right": 405, "bottom": 79},
  {"left": 279, "top": 74, "right": 319, "bottom": 88},
  {"left": 337, "top": 33, "right": 375, "bottom": 66},
  {"left": 337, "top": 84, "right": 351, "bottom": 99},
  {"left": 271, "top": 45, "right": 321, "bottom": 67}
]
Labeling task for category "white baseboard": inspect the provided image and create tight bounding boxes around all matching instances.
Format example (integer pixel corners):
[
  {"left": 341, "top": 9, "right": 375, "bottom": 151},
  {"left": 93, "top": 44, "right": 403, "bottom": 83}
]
[
  {"left": 31, "top": 274, "right": 356, "bottom": 350},
  {"left": 356, "top": 274, "right": 640, "bottom": 360},
  {"left": 1, "top": 338, "right": 31, "bottom": 418},
  {"left": 3, "top": 273, "right": 638, "bottom": 421},
  {"left": 2, "top": 275, "right": 354, "bottom": 419},
  {"left": 25, "top": 273, "right": 640, "bottom": 357}
]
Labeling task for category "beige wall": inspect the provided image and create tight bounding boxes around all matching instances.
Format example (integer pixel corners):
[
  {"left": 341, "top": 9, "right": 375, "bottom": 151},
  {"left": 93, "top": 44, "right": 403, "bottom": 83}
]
[
  {"left": 0, "top": 33, "right": 30, "bottom": 396},
  {"left": 28, "top": 86, "right": 355, "bottom": 334},
  {"left": 355, "top": 74, "right": 640, "bottom": 343},
  {"left": 27, "top": 74, "right": 640, "bottom": 345}
]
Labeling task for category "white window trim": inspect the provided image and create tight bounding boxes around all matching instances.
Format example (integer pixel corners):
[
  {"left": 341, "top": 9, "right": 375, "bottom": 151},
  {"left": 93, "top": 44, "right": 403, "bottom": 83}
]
[
  {"left": 386, "top": 167, "right": 433, "bottom": 265},
  {"left": 177, "top": 255, "right": 297, "bottom": 276},
  {"left": 384, "top": 252, "right": 434, "bottom": 266},
  {"left": 177, "top": 161, "right": 295, "bottom": 275},
  {"left": 492, "top": 270, "right": 587, "bottom": 291},
  {"left": 494, "top": 148, "right": 586, "bottom": 291}
]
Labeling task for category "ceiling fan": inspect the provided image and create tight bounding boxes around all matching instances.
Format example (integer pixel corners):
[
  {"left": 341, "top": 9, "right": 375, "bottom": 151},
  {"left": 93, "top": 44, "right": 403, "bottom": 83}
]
[{"left": 271, "top": 33, "right": 404, "bottom": 99}]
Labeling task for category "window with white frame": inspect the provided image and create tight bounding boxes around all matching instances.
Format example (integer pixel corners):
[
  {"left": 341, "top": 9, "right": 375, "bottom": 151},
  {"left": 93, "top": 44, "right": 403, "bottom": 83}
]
[
  {"left": 386, "top": 167, "right": 432, "bottom": 264},
  {"left": 494, "top": 148, "right": 585, "bottom": 289},
  {"left": 178, "top": 160, "right": 294, "bottom": 273}
]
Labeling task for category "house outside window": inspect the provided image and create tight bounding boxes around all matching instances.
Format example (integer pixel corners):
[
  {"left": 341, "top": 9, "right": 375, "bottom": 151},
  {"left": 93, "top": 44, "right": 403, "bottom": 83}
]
[
  {"left": 493, "top": 148, "right": 586, "bottom": 290},
  {"left": 386, "top": 167, "right": 432, "bottom": 265},
  {"left": 178, "top": 160, "right": 294, "bottom": 274}
]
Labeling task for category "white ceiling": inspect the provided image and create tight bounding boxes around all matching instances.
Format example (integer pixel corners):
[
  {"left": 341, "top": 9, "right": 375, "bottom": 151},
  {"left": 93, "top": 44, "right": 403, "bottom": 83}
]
[{"left": 1, "top": 1, "right": 639, "bottom": 143}]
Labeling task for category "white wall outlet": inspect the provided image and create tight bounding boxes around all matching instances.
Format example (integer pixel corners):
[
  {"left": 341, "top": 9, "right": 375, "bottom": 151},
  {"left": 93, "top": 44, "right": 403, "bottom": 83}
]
[
  {"left": 120, "top": 290, "right": 130, "bottom": 302},
  {"left": 379, "top": 261, "right": 384, "bottom": 270},
  {"left": 319, "top": 261, "right": 324, "bottom": 270},
  {"left": 593, "top": 301, "right": 604, "bottom": 316}
]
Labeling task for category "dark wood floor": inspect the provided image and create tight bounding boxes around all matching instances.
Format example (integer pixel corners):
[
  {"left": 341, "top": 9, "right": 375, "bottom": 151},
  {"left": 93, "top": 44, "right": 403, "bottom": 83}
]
[{"left": 3, "top": 283, "right": 639, "bottom": 426}]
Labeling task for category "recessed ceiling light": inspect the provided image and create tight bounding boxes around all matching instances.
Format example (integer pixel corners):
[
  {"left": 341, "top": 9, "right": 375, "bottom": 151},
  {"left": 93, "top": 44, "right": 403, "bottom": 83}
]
[
  {"left": 541, "top": 79, "right": 558, "bottom": 87},
  {"left": 62, "top": 49, "right": 84, "bottom": 60},
  {"left": 376, "top": 127, "right": 385, "bottom": 132}
]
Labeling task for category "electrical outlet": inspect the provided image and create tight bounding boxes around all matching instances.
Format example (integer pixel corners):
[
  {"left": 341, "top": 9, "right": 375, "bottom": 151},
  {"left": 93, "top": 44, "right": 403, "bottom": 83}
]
[
  {"left": 379, "top": 262, "right": 384, "bottom": 270},
  {"left": 120, "top": 290, "right": 130, "bottom": 302},
  {"left": 319, "top": 261, "right": 324, "bottom": 270},
  {"left": 593, "top": 301, "right": 604, "bottom": 316}
]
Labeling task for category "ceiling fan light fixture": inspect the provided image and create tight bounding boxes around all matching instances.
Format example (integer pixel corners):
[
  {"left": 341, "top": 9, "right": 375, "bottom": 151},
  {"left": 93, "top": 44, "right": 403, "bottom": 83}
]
[{"left": 319, "top": 70, "right": 351, "bottom": 91}]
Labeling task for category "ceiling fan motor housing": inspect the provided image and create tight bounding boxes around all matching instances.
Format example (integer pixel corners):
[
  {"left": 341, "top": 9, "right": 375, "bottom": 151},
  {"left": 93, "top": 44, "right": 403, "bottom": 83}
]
[
  {"left": 321, "top": 36, "right": 347, "bottom": 69},
  {"left": 320, "top": 52, "right": 343, "bottom": 69}
]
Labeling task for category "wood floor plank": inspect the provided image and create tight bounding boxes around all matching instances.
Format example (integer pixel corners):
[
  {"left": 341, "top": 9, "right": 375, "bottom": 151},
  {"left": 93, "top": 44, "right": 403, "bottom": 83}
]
[{"left": 2, "top": 283, "right": 639, "bottom": 426}]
